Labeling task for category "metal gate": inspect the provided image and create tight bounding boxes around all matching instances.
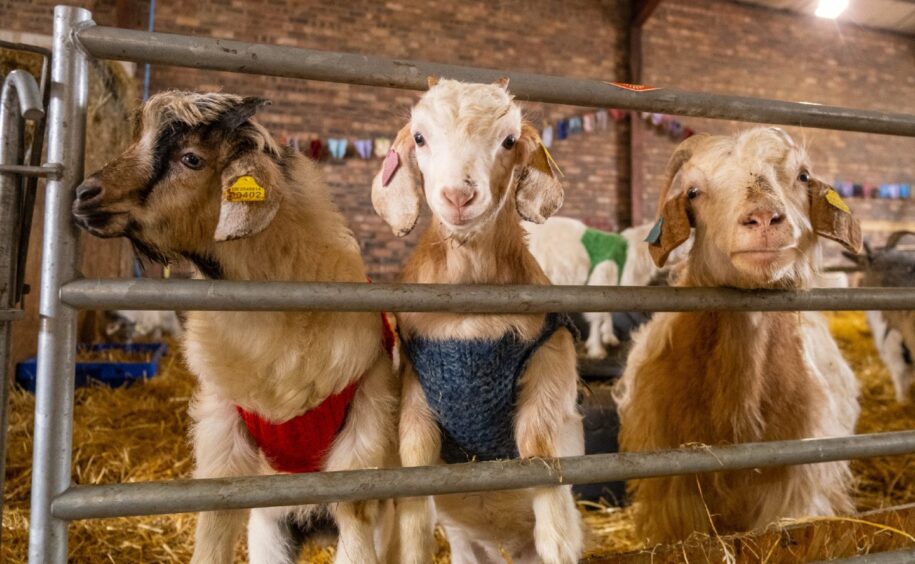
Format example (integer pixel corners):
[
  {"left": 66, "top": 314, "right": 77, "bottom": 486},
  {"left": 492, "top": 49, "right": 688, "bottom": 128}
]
[{"left": 16, "top": 5, "right": 915, "bottom": 562}]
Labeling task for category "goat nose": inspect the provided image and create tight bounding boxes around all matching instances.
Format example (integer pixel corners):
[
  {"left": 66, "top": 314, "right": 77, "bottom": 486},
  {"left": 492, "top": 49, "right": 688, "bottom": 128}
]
[
  {"left": 75, "top": 181, "right": 103, "bottom": 204},
  {"left": 443, "top": 187, "right": 476, "bottom": 209},
  {"left": 740, "top": 209, "right": 783, "bottom": 228}
]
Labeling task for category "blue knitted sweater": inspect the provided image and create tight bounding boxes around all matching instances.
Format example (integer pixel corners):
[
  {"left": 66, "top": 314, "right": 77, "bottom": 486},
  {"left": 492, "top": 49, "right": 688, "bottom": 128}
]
[{"left": 404, "top": 313, "right": 577, "bottom": 464}]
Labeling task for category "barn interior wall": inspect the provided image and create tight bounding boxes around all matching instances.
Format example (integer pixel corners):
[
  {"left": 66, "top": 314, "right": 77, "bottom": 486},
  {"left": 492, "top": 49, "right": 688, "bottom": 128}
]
[{"left": 1, "top": 0, "right": 913, "bottom": 362}]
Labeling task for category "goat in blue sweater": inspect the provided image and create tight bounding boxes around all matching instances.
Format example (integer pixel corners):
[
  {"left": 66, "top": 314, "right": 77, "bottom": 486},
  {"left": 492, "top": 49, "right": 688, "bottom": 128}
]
[{"left": 372, "top": 78, "right": 584, "bottom": 564}]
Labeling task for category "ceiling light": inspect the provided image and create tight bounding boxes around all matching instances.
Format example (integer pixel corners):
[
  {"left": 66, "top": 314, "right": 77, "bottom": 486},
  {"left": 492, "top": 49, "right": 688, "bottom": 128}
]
[{"left": 815, "top": 0, "right": 849, "bottom": 19}]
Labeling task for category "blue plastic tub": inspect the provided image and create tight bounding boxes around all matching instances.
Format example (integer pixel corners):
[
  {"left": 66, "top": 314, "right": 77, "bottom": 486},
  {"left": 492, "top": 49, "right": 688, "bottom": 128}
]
[{"left": 15, "top": 342, "right": 168, "bottom": 393}]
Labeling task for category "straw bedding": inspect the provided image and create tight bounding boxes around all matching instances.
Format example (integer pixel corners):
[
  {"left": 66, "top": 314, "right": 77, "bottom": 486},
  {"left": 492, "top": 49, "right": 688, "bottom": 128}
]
[{"left": 2, "top": 311, "right": 913, "bottom": 562}]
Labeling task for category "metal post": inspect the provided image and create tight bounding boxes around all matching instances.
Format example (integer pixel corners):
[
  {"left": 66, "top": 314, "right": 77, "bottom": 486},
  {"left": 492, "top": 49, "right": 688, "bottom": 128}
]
[
  {"left": 0, "top": 68, "right": 44, "bottom": 546},
  {"left": 28, "top": 6, "right": 91, "bottom": 564}
]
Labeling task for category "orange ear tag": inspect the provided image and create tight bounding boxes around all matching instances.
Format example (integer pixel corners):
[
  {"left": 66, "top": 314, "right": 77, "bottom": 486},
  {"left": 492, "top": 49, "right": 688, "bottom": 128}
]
[{"left": 225, "top": 176, "right": 266, "bottom": 202}]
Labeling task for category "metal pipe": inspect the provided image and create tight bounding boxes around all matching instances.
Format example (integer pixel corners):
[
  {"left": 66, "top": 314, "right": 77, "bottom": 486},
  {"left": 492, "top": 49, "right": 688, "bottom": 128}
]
[
  {"left": 75, "top": 25, "right": 915, "bottom": 137},
  {"left": 0, "top": 310, "right": 24, "bottom": 322},
  {"left": 16, "top": 38, "right": 52, "bottom": 306},
  {"left": 0, "top": 67, "right": 43, "bottom": 544},
  {"left": 60, "top": 279, "right": 915, "bottom": 313},
  {"left": 0, "top": 164, "right": 61, "bottom": 178},
  {"left": 813, "top": 549, "right": 915, "bottom": 564},
  {"left": 28, "top": 6, "right": 91, "bottom": 564},
  {"left": 51, "top": 430, "right": 915, "bottom": 520}
]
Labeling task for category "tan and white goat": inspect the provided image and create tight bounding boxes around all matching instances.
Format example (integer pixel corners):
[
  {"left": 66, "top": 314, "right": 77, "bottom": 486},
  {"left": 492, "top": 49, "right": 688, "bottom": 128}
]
[
  {"left": 72, "top": 92, "right": 398, "bottom": 564},
  {"left": 614, "top": 128, "right": 862, "bottom": 544},
  {"left": 372, "top": 78, "right": 584, "bottom": 564}
]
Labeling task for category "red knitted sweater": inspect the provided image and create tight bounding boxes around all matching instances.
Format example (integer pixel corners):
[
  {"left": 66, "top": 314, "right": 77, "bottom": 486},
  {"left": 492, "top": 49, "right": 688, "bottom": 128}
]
[{"left": 237, "top": 314, "right": 395, "bottom": 474}]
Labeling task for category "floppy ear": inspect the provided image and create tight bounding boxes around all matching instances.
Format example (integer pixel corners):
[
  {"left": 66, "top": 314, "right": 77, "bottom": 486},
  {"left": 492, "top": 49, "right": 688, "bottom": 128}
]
[
  {"left": 371, "top": 124, "right": 423, "bottom": 237},
  {"left": 808, "top": 178, "right": 862, "bottom": 254},
  {"left": 513, "top": 122, "right": 564, "bottom": 223},
  {"left": 214, "top": 150, "right": 282, "bottom": 242},
  {"left": 647, "top": 134, "right": 711, "bottom": 267}
]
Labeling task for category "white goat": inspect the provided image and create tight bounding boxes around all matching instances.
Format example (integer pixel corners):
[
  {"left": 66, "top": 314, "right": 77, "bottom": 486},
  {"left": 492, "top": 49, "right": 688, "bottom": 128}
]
[
  {"left": 72, "top": 92, "right": 398, "bottom": 564},
  {"left": 847, "top": 232, "right": 915, "bottom": 403},
  {"left": 104, "top": 310, "right": 184, "bottom": 342},
  {"left": 524, "top": 218, "right": 691, "bottom": 358},
  {"left": 614, "top": 128, "right": 861, "bottom": 544},
  {"left": 372, "top": 78, "right": 584, "bottom": 564},
  {"left": 866, "top": 311, "right": 914, "bottom": 403}
]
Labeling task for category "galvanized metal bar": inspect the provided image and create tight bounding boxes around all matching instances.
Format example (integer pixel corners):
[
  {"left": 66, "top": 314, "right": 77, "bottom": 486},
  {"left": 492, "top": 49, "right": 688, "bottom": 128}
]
[
  {"left": 59, "top": 279, "right": 915, "bottom": 313},
  {"left": 75, "top": 25, "right": 915, "bottom": 137},
  {"left": 28, "top": 6, "right": 90, "bottom": 564},
  {"left": 814, "top": 548, "right": 915, "bottom": 564},
  {"left": 0, "top": 39, "right": 52, "bottom": 58},
  {"left": 1, "top": 67, "right": 44, "bottom": 544},
  {"left": 51, "top": 430, "right": 915, "bottom": 520},
  {"left": 0, "top": 164, "right": 61, "bottom": 178},
  {"left": 0, "top": 310, "right": 24, "bottom": 321}
]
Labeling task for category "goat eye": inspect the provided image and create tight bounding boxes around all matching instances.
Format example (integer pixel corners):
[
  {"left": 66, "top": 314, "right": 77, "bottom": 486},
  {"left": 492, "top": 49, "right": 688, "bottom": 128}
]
[
  {"left": 502, "top": 135, "right": 516, "bottom": 150},
  {"left": 798, "top": 171, "right": 810, "bottom": 183},
  {"left": 687, "top": 186, "right": 700, "bottom": 200},
  {"left": 180, "top": 152, "right": 204, "bottom": 170},
  {"left": 413, "top": 132, "right": 425, "bottom": 147}
]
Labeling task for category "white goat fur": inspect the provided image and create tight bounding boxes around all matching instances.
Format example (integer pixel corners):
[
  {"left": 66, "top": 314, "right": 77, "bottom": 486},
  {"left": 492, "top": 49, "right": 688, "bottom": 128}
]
[
  {"left": 372, "top": 79, "right": 584, "bottom": 564},
  {"left": 867, "top": 310, "right": 915, "bottom": 403},
  {"left": 614, "top": 128, "right": 860, "bottom": 543},
  {"left": 523, "top": 218, "right": 691, "bottom": 358}
]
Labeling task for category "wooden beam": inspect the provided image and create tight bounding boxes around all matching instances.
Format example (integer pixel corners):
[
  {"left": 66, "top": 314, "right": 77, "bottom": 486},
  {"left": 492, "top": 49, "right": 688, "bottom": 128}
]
[{"left": 632, "top": 0, "right": 663, "bottom": 28}]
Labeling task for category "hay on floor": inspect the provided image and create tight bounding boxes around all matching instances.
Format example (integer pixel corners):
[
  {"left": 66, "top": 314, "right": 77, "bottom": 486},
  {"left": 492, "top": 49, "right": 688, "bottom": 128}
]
[{"left": 3, "top": 311, "right": 914, "bottom": 562}]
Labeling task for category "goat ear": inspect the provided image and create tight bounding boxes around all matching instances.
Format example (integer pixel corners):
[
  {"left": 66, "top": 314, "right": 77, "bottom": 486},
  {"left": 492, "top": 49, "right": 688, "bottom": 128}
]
[
  {"left": 372, "top": 124, "right": 423, "bottom": 237},
  {"left": 646, "top": 134, "right": 712, "bottom": 267},
  {"left": 214, "top": 151, "right": 282, "bottom": 242},
  {"left": 493, "top": 76, "right": 510, "bottom": 90},
  {"left": 218, "top": 97, "right": 271, "bottom": 131},
  {"left": 808, "top": 178, "right": 862, "bottom": 254},
  {"left": 427, "top": 76, "right": 440, "bottom": 88},
  {"left": 514, "top": 122, "right": 564, "bottom": 223}
]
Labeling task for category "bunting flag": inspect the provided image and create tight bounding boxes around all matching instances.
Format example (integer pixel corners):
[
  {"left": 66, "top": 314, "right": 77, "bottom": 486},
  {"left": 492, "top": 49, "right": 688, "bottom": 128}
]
[
  {"left": 354, "top": 139, "right": 373, "bottom": 159},
  {"left": 595, "top": 109, "right": 609, "bottom": 130},
  {"left": 374, "top": 137, "right": 391, "bottom": 158},
  {"left": 308, "top": 139, "right": 325, "bottom": 161},
  {"left": 541, "top": 125, "right": 554, "bottom": 148},
  {"left": 327, "top": 138, "right": 348, "bottom": 160},
  {"left": 834, "top": 180, "right": 910, "bottom": 200},
  {"left": 568, "top": 116, "right": 583, "bottom": 134}
]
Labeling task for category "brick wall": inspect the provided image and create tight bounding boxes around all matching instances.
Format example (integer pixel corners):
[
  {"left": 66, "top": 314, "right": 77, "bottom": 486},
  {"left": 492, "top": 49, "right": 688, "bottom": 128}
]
[
  {"left": 144, "top": 0, "right": 631, "bottom": 280},
  {"left": 636, "top": 0, "right": 915, "bottom": 250},
  {"left": 4, "top": 0, "right": 913, "bottom": 278}
]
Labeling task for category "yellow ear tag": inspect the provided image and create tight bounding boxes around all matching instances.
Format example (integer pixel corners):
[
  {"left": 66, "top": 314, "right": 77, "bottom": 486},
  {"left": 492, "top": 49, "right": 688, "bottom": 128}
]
[
  {"left": 825, "top": 188, "right": 850, "bottom": 214},
  {"left": 225, "top": 175, "right": 266, "bottom": 202},
  {"left": 530, "top": 143, "right": 564, "bottom": 178}
]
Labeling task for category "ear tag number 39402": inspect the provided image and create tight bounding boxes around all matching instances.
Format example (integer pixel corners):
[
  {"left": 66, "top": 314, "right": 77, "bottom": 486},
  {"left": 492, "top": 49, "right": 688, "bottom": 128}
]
[{"left": 225, "top": 176, "right": 266, "bottom": 202}]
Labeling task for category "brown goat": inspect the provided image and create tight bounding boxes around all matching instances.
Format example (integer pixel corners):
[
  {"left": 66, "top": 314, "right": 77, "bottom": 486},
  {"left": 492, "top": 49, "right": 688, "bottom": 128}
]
[
  {"left": 615, "top": 128, "right": 861, "bottom": 544},
  {"left": 73, "top": 92, "right": 397, "bottom": 564}
]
